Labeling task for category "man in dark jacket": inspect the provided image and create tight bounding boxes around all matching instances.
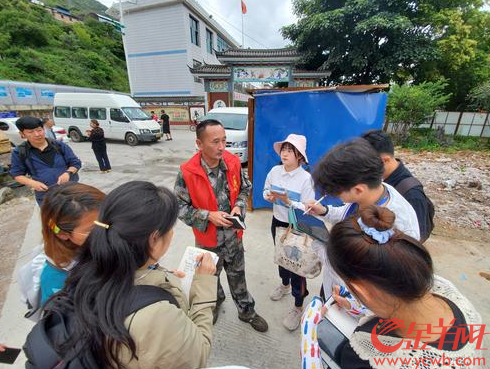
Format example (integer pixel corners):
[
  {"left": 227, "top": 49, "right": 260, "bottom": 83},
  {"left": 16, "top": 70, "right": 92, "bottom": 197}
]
[
  {"left": 362, "top": 130, "right": 434, "bottom": 241},
  {"left": 9, "top": 116, "right": 82, "bottom": 205}
]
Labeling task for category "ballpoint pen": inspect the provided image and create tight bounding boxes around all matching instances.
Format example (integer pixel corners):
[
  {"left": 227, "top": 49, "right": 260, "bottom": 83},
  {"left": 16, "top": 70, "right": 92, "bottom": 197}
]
[{"left": 303, "top": 195, "right": 326, "bottom": 215}]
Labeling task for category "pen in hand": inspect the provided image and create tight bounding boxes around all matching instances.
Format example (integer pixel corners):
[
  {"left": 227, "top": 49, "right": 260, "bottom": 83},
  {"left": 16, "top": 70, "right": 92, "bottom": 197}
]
[{"left": 303, "top": 195, "right": 326, "bottom": 215}]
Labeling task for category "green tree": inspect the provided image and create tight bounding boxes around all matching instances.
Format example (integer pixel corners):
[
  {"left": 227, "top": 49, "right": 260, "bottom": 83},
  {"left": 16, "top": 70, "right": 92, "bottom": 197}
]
[
  {"left": 282, "top": 0, "right": 490, "bottom": 108},
  {"left": 387, "top": 81, "right": 451, "bottom": 138},
  {"left": 469, "top": 81, "right": 490, "bottom": 111},
  {"left": 282, "top": 0, "right": 443, "bottom": 84},
  {"left": 0, "top": 0, "right": 129, "bottom": 92},
  {"left": 414, "top": 7, "right": 490, "bottom": 109}
]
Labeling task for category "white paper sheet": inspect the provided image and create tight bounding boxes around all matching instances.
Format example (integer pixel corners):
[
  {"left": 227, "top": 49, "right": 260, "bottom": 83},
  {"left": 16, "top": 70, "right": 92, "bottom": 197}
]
[
  {"left": 177, "top": 246, "right": 219, "bottom": 301},
  {"left": 324, "top": 297, "right": 358, "bottom": 337}
]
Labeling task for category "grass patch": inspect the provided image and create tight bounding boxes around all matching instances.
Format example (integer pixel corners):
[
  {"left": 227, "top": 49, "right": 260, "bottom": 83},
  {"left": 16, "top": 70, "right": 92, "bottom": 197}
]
[{"left": 399, "top": 128, "right": 490, "bottom": 153}]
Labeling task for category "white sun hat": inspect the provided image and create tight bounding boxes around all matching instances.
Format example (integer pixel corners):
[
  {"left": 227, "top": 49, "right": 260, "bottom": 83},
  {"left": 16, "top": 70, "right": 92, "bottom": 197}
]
[{"left": 273, "top": 134, "right": 309, "bottom": 164}]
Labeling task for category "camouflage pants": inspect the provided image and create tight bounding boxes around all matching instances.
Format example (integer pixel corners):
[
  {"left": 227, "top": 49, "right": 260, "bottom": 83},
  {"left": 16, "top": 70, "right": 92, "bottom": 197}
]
[{"left": 199, "top": 228, "right": 256, "bottom": 319}]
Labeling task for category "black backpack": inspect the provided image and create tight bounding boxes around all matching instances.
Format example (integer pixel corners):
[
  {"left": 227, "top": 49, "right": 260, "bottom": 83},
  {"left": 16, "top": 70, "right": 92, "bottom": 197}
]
[
  {"left": 23, "top": 285, "right": 179, "bottom": 369},
  {"left": 17, "top": 138, "right": 79, "bottom": 181},
  {"left": 395, "top": 177, "right": 435, "bottom": 242}
]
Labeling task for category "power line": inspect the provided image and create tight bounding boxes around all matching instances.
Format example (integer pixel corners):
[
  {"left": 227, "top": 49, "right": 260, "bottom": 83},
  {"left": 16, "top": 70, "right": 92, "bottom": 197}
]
[
  {"left": 196, "top": 0, "right": 269, "bottom": 48},
  {"left": 197, "top": 0, "right": 267, "bottom": 47}
]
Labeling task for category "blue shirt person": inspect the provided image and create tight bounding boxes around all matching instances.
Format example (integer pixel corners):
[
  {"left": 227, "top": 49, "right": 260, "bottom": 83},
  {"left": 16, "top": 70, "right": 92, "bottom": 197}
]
[
  {"left": 40, "top": 261, "right": 69, "bottom": 305},
  {"left": 9, "top": 117, "right": 81, "bottom": 205}
]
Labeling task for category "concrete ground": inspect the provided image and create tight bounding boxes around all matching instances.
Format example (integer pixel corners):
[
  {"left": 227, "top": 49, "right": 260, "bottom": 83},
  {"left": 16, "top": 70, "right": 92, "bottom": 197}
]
[{"left": 0, "top": 128, "right": 488, "bottom": 368}]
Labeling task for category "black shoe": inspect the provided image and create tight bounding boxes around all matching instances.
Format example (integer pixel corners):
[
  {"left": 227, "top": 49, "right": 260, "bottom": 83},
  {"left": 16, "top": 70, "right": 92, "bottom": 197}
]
[{"left": 239, "top": 313, "right": 268, "bottom": 332}]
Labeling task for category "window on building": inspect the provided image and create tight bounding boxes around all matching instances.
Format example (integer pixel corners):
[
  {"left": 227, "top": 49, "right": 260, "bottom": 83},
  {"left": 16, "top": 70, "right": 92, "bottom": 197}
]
[
  {"left": 89, "top": 108, "right": 107, "bottom": 120},
  {"left": 71, "top": 107, "right": 87, "bottom": 119},
  {"left": 217, "top": 35, "right": 229, "bottom": 52},
  {"left": 54, "top": 106, "right": 71, "bottom": 118},
  {"left": 190, "top": 16, "right": 199, "bottom": 46},
  {"left": 206, "top": 29, "right": 214, "bottom": 54},
  {"left": 193, "top": 59, "right": 203, "bottom": 83}
]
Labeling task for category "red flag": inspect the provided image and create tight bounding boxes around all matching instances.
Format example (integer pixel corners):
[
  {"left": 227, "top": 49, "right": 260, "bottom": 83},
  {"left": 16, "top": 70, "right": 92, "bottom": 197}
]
[{"left": 241, "top": 0, "right": 247, "bottom": 14}]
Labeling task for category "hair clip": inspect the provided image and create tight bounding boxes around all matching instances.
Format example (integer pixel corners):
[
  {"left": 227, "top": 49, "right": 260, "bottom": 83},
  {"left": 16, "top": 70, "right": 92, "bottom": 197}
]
[
  {"left": 93, "top": 220, "right": 110, "bottom": 229},
  {"left": 357, "top": 218, "right": 394, "bottom": 244},
  {"left": 48, "top": 219, "right": 61, "bottom": 234}
]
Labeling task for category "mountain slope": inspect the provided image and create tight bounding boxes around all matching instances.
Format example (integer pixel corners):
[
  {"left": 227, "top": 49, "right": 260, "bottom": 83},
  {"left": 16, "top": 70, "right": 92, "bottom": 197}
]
[{"left": 0, "top": 0, "right": 129, "bottom": 92}]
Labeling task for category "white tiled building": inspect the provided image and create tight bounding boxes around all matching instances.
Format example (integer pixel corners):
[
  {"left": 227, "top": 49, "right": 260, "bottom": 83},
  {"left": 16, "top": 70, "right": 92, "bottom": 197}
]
[{"left": 115, "top": 0, "right": 239, "bottom": 103}]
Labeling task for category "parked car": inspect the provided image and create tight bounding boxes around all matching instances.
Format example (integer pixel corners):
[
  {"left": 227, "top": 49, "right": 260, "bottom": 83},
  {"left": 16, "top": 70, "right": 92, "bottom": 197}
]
[
  {"left": 0, "top": 117, "right": 69, "bottom": 146},
  {"left": 0, "top": 118, "right": 23, "bottom": 146},
  {"left": 199, "top": 107, "right": 249, "bottom": 163},
  {"left": 52, "top": 126, "right": 70, "bottom": 143}
]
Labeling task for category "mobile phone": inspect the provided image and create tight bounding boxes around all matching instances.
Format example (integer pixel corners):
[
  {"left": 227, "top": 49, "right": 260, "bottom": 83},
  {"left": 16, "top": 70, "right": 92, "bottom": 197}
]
[{"left": 0, "top": 347, "right": 21, "bottom": 364}]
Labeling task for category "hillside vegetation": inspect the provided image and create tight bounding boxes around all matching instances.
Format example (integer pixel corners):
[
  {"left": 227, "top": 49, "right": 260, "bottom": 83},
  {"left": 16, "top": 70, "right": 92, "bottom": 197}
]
[
  {"left": 42, "top": 0, "right": 107, "bottom": 16},
  {"left": 0, "top": 0, "right": 129, "bottom": 92}
]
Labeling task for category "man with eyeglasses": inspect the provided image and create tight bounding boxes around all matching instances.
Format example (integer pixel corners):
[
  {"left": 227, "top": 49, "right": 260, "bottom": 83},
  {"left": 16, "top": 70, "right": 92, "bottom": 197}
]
[{"left": 9, "top": 116, "right": 81, "bottom": 206}]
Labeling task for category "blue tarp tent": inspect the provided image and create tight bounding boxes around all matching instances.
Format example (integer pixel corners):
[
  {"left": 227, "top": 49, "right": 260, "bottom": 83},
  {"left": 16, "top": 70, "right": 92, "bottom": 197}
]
[{"left": 251, "top": 88, "right": 388, "bottom": 209}]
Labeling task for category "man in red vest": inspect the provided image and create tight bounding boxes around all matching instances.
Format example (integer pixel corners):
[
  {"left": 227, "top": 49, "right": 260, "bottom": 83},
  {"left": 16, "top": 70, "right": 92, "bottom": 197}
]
[{"left": 174, "top": 119, "right": 268, "bottom": 332}]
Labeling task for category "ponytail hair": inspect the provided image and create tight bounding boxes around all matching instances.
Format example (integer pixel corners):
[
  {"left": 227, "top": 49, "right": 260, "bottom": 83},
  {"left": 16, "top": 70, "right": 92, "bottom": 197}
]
[
  {"left": 52, "top": 181, "right": 179, "bottom": 368},
  {"left": 328, "top": 205, "right": 433, "bottom": 302}
]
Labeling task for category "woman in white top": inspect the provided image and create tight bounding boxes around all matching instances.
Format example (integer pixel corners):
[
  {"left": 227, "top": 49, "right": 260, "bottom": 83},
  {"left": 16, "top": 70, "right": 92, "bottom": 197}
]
[{"left": 263, "top": 134, "right": 315, "bottom": 331}]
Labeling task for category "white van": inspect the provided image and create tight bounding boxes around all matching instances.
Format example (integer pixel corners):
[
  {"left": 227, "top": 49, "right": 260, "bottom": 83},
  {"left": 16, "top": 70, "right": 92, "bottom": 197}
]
[
  {"left": 53, "top": 93, "right": 162, "bottom": 146},
  {"left": 200, "top": 107, "right": 248, "bottom": 163}
]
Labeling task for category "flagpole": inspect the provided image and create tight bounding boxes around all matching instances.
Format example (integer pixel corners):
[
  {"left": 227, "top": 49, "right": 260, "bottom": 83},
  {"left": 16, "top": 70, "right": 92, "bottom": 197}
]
[{"left": 241, "top": 7, "right": 244, "bottom": 48}]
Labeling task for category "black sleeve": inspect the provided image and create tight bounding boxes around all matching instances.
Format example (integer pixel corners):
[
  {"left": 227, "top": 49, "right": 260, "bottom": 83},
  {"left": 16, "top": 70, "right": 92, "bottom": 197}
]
[
  {"left": 341, "top": 342, "right": 371, "bottom": 369},
  {"left": 404, "top": 189, "right": 431, "bottom": 240},
  {"left": 90, "top": 129, "right": 104, "bottom": 141}
]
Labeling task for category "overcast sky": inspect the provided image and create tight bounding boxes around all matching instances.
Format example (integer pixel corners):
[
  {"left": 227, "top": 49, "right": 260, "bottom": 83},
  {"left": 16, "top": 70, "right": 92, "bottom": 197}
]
[
  {"left": 97, "top": 0, "right": 489, "bottom": 47},
  {"left": 97, "top": 0, "right": 297, "bottom": 48},
  {"left": 196, "top": 0, "right": 297, "bottom": 48}
]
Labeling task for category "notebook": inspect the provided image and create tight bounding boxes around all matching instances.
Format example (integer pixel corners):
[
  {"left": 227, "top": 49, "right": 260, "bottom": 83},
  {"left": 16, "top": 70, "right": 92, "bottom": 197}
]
[
  {"left": 223, "top": 214, "right": 246, "bottom": 230},
  {"left": 292, "top": 208, "right": 330, "bottom": 243},
  {"left": 177, "top": 246, "right": 219, "bottom": 300},
  {"left": 323, "top": 296, "right": 358, "bottom": 337}
]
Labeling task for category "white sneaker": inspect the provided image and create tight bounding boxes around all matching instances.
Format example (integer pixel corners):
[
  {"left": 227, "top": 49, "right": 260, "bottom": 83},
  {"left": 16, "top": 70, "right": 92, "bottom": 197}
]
[
  {"left": 282, "top": 307, "right": 303, "bottom": 331},
  {"left": 270, "top": 284, "right": 291, "bottom": 301}
]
